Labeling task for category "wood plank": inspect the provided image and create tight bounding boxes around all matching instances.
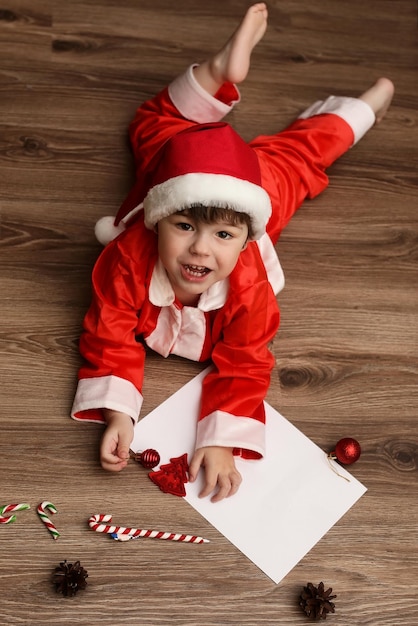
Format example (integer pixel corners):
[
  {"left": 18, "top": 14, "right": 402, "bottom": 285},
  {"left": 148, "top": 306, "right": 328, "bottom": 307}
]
[{"left": 1, "top": 0, "right": 417, "bottom": 623}]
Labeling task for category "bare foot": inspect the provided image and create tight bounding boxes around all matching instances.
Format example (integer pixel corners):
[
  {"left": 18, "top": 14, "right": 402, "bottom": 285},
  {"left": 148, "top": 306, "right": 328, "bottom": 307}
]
[
  {"left": 193, "top": 3, "right": 268, "bottom": 95},
  {"left": 359, "top": 77, "right": 395, "bottom": 123}
]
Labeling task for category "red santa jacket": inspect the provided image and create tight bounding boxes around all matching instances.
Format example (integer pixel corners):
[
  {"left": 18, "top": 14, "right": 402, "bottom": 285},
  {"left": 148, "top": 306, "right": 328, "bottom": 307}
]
[
  {"left": 71, "top": 65, "right": 374, "bottom": 458},
  {"left": 72, "top": 212, "right": 281, "bottom": 459}
]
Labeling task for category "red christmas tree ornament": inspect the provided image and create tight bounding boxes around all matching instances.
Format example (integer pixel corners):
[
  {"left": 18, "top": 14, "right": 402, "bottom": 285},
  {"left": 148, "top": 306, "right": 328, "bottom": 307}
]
[
  {"left": 329, "top": 438, "right": 361, "bottom": 465},
  {"left": 133, "top": 449, "right": 161, "bottom": 469},
  {"left": 148, "top": 453, "right": 189, "bottom": 497}
]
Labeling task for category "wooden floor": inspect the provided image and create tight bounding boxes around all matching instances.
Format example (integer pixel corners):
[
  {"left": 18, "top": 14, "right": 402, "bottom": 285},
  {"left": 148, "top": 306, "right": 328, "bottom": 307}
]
[{"left": 1, "top": 0, "right": 417, "bottom": 624}]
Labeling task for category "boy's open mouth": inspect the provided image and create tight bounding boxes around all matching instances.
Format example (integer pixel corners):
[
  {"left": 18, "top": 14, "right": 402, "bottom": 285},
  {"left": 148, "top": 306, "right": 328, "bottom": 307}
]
[{"left": 183, "top": 264, "right": 211, "bottom": 278}]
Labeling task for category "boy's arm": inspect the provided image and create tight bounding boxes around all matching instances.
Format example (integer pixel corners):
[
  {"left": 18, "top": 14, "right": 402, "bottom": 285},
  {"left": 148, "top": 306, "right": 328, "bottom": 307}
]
[
  {"left": 71, "top": 238, "right": 147, "bottom": 424},
  {"left": 197, "top": 280, "right": 280, "bottom": 459}
]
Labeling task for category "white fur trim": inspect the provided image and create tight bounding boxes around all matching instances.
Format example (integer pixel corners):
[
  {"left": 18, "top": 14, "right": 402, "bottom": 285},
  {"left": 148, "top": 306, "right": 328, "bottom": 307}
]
[
  {"left": 143, "top": 172, "right": 271, "bottom": 240},
  {"left": 71, "top": 375, "right": 143, "bottom": 423},
  {"left": 196, "top": 409, "right": 265, "bottom": 457},
  {"left": 298, "top": 96, "right": 375, "bottom": 145},
  {"left": 95, "top": 216, "right": 126, "bottom": 246},
  {"left": 168, "top": 65, "right": 239, "bottom": 123}
]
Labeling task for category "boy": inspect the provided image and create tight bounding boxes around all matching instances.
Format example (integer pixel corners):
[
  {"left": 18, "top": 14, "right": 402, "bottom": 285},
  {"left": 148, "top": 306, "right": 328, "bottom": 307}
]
[{"left": 71, "top": 4, "right": 394, "bottom": 502}]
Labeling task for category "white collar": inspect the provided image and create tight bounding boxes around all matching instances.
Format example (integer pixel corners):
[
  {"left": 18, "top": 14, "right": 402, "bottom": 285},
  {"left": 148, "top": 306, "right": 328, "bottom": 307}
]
[{"left": 149, "top": 257, "right": 229, "bottom": 311}]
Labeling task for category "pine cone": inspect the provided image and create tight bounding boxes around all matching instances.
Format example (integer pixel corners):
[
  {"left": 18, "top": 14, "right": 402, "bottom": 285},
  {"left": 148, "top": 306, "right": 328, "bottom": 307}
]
[
  {"left": 299, "top": 582, "right": 336, "bottom": 620},
  {"left": 52, "top": 560, "right": 88, "bottom": 597}
]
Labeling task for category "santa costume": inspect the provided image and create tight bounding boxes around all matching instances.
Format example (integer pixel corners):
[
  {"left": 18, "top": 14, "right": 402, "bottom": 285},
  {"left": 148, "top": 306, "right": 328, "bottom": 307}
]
[{"left": 71, "top": 64, "right": 375, "bottom": 459}]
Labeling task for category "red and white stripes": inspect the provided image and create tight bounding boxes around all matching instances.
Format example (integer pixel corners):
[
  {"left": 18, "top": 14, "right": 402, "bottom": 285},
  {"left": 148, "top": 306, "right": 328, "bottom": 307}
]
[
  {"left": 88, "top": 514, "right": 209, "bottom": 544},
  {"left": 37, "top": 501, "right": 60, "bottom": 540}
]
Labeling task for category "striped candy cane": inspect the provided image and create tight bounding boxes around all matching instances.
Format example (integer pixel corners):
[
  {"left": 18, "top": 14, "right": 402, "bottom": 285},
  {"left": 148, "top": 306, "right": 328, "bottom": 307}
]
[
  {"left": 88, "top": 514, "right": 209, "bottom": 544},
  {"left": 37, "top": 501, "right": 60, "bottom": 540},
  {"left": 0, "top": 503, "right": 30, "bottom": 524}
]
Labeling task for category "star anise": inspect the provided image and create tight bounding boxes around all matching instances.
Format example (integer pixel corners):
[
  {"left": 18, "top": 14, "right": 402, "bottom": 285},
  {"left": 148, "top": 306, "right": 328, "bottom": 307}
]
[
  {"left": 299, "top": 581, "right": 336, "bottom": 620},
  {"left": 52, "top": 560, "right": 88, "bottom": 597}
]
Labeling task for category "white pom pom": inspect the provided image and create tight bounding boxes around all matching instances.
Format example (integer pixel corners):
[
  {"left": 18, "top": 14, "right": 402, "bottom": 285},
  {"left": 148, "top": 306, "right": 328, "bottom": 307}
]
[{"left": 94, "top": 216, "right": 126, "bottom": 245}]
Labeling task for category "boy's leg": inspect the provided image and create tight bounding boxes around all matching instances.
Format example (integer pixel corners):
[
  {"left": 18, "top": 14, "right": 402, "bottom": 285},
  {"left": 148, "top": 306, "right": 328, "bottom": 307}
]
[
  {"left": 252, "top": 78, "right": 394, "bottom": 243},
  {"left": 192, "top": 2, "right": 268, "bottom": 95},
  {"left": 104, "top": 4, "right": 268, "bottom": 238},
  {"left": 129, "top": 3, "right": 268, "bottom": 175},
  {"left": 358, "top": 77, "right": 394, "bottom": 123}
]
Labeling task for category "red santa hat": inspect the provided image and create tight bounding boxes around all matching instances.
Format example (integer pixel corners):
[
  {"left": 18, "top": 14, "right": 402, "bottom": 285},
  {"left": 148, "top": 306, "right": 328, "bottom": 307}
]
[{"left": 95, "top": 122, "right": 271, "bottom": 245}]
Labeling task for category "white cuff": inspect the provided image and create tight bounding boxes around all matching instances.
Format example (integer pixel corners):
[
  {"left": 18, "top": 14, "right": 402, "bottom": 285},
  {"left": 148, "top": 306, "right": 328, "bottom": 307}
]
[
  {"left": 298, "top": 96, "right": 376, "bottom": 145},
  {"left": 196, "top": 409, "right": 265, "bottom": 457},
  {"left": 71, "top": 375, "right": 143, "bottom": 423},
  {"left": 168, "top": 65, "right": 240, "bottom": 124}
]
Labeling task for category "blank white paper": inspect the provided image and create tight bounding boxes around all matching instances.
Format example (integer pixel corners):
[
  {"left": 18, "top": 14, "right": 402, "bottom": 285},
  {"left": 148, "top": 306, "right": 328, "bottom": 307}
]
[{"left": 131, "top": 367, "right": 366, "bottom": 583}]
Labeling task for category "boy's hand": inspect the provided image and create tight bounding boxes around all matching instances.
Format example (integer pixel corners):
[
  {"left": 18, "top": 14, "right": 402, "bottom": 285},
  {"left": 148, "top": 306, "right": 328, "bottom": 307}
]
[
  {"left": 189, "top": 446, "right": 242, "bottom": 503},
  {"left": 100, "top": 410, "right": 134, "bottom": 472}
]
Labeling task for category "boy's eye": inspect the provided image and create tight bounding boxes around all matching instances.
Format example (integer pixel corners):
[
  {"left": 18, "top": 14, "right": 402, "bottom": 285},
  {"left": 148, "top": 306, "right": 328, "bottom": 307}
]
[
  {"left": 176, "top": 222, "right": 193, "bottom": 231},
  {"left": 217, "top": 230, "right": 232, "bottom": 240}
]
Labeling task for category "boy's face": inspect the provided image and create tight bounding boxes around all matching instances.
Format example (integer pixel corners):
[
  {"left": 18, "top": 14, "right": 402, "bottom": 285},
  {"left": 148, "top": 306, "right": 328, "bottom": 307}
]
[{"left": 157, "top": 212, "right": 249, "bottom": 306}]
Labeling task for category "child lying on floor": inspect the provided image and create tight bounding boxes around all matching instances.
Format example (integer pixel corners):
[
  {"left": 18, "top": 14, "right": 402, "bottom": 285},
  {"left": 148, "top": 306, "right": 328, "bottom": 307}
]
[{"left": 71, "top": 3, "right": 394, "bottom": 502}]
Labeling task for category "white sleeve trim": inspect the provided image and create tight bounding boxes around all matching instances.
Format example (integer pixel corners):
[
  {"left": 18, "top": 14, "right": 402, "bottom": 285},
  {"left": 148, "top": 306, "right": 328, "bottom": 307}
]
[
  {"left": 168, "top": 64, "right": 240, "bottom": 124},
  {"left": 196, "top": 409, "right": 265, "bottom": 457},
  {"left": 298, "top": 96, "right": 376, "bottom": 145},
  {"left": 71, "top": 375, "right": 143, "bottom": 423},
  {"left": 257, "top": 233, "right": 285, "bottom": 295}
]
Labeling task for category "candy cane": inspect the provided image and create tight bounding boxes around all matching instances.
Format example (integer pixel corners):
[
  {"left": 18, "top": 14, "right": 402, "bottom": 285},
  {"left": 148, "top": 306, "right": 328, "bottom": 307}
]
[
  {"left": 0, "top": 503, "right": 30, "bottom": 524},
  {"left": 37, "top": 501, "right": 60, "bottom": 540},
  {"left": 88, "top": 514, "right": 209, "bottom": 544}
]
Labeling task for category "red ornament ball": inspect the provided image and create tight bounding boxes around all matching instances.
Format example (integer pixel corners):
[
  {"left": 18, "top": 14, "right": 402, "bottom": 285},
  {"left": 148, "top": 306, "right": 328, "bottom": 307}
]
[
  {"left": 135, "top": 449, "right": 161, "bottom": 469},
  {"left": 331, "top": 438, "right": 361, "bottom": 465}
]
